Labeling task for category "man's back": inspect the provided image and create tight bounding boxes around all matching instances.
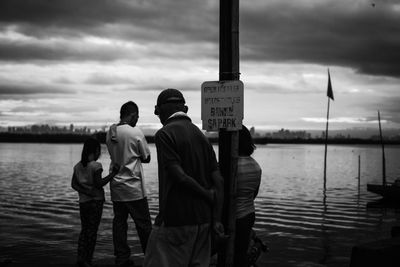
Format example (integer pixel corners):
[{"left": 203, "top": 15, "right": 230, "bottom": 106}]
[
  {"left": 144, "top": 88, "right": 223, "bottom": 267},
  {"left": 106, "top": 124, "right": 150, "bottom": 201},
  {"left": 155, "top": 115, "right": 218, "bottom": 226}
]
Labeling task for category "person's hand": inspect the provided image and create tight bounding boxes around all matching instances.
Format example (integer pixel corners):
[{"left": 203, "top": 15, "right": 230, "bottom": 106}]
[
  {"left": 213, "top": 221, "right": 228, "bottom": 240},
  {"left": 111, "top": 164, "right": 120, "bottom": 175},
  {"left": 207, "top": 188, "right": 216, "bottom": 204},
  {"left": 213, "top": 221, "right": 225, "bottom": 236}
]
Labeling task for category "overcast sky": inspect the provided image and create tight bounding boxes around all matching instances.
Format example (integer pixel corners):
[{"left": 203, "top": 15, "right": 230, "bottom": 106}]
[{"left": 1, "top": 0, "right": 399, "bottom": 132}]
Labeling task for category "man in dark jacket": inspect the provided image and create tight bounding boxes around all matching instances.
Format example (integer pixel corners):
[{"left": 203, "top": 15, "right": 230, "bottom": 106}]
[{"left": 144, "top": 88, "right": 224, "bottom": 267}]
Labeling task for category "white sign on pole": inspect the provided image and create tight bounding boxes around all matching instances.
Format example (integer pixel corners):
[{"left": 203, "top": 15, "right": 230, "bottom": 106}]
[{"left": 201, "top": 80, "right": 244, "bottom": 132}]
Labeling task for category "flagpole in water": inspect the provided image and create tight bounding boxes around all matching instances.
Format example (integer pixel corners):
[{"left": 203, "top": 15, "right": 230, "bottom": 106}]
[
  {"left": 378, "top": 110, "right": 386, "bottom": 186},
  {"left": 323, "top": 98, "right": 330, "bottom": 189},
  {"left": 324, "top": 69, "right": 334, "bottom": 190}
]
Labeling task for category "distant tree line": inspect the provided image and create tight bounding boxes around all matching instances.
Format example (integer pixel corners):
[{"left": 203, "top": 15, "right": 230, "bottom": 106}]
[{"left": 1, "top": 131, "right": 399, "bottom": 145}]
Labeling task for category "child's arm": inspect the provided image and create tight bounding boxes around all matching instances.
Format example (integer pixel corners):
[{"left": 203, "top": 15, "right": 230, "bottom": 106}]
[
  {"left": 93, "top": 164, "right": 120, "bottom": 188},
  {"left": 71, "top": 173, "right": 94, "bottom": 196},
  {"left": 137, "top": 137, "right": 151, "bottom": 164}
]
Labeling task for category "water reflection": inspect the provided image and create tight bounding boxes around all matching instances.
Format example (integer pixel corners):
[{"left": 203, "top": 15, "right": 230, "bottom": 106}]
[{"left": 319, "top": 188, "right": 330, "bottom": 265}]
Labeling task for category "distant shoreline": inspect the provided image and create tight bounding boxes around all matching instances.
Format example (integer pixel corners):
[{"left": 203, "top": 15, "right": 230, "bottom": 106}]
[{"left": 1, "top": 132, "right": 399, "bottom": 145}]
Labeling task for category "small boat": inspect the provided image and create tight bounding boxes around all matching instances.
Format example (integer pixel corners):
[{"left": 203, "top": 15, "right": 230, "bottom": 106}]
[
  {"left": 367, "top": 183, "right": 400, "bottom": 201},
  {"left": 367, "top": 111, "right": 400, "bottom": 201}
]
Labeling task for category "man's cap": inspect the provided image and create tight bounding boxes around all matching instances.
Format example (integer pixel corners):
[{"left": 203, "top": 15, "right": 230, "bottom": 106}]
[{"left": 156, "top": 88, "right": 185, "bottom": 106}]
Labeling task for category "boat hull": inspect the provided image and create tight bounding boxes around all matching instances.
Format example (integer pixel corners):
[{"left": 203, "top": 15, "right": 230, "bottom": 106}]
[{"left": 367, "top": 184, "right": 400, "bottom": 201}]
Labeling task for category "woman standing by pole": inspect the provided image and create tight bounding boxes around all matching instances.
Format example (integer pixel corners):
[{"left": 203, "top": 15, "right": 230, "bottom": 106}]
[{"left": 234, "top": 126, "right": 262, "bottom": 267}]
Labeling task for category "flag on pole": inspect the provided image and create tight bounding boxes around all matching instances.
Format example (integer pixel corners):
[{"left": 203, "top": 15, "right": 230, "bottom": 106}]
[{"left": 327, "top": 69, "right": 334, "bottom": 100}]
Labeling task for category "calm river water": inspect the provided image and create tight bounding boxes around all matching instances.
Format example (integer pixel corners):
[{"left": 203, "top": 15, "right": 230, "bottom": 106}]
[{"left": 1, "top": 143, "right": 400, "bottom": 266}]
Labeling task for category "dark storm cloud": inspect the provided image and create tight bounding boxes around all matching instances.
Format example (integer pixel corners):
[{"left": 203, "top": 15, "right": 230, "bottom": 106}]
[
  {"left": 241, "top": 1, "right": 400, "bottom": 77},
  {"left": 0, "top": 83, "right": 73, "bottom": 95},
  {"left": 0, "top": 39, "right": 131, "bottom": 62},
  {"left": 0, "top": 0, "right": 218, "bottom": 63},
  {"left": 0, "top": 0, "right": 218, "bottom": 41},
  {"left": 1, "top": 0, "right": 400, "bottom": 78},
  {"left": 0, "top": 0, "right": 153, "bottom": 30},
  {"left": 0, "top": 38, "right": 216, "bottom": 63}
]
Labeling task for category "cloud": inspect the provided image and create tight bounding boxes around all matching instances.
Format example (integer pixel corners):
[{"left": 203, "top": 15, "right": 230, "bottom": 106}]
[
  {"left": 377, "top": 97, "right": 400, "bottom": 124},
  {"left": 1, "top": 0, "right": 400, "bottom": 129},
  {"left": 302, "top": 117, "right": 381, "bottom": 124},
  {"left": 0, "top": 0, "right": 218, "bottom": 42},
  {"left": 0, "top": 83, "right": 74, "bottom": 95},
  {"left": 1, "top": 0, "right": 399, "bottom": 78},
  {"left": 0, "top": 31, "right": 217, "bottom": 63},
  {"left": 0, "top": 97, "right": 115, "bottom": 127},
  {"left": 353, "top": 92, "right": 400, "bottom": 125},
  {"left": 240, "top": 0, "right": 400, "bottom": 77},
  {"left": 85, "top": 73, "right": 137, "bottom": 85},
  {"left": 0, "top": 34, "right": 133, "bottom": 62}
]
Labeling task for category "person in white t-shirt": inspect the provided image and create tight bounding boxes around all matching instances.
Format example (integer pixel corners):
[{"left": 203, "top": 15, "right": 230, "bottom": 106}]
[{"left": 106, "top": 101, "right": 152, "bottom": 267}]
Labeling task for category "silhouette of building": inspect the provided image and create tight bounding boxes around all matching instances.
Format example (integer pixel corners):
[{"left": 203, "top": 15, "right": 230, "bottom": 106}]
[{"left": 7, "top": 124, "right": 91, "bottom": 134}]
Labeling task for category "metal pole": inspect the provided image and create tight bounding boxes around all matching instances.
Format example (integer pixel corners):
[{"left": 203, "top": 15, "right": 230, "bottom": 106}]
[
  {"left": 323, "top": 98, "right": 330, "bottom": 190},
  {"left": 218, "top": 0, "right": 239, "bottom": 266}
]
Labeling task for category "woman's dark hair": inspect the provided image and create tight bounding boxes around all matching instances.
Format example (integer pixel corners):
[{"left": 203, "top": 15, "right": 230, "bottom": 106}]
[
  {"left": 239, "top": 125, "right": 256, "bottom": 156},
  {"left": 81, "top": 138, "right": 101, "bottom": 167}
]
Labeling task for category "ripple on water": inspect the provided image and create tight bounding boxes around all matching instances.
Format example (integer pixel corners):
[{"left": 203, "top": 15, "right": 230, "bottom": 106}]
[{"left": 1, "top": 143, "right": 400, "bottom": 266}]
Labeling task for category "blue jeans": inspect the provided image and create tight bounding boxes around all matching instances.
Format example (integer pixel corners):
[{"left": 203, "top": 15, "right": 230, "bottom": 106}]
[{"left": 112, "top": 198, "right": 152, "bottom": 265}]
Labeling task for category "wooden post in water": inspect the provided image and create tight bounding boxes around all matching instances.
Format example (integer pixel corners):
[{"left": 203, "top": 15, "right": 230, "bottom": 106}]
[
  {"left": 378, "top": 110, "right": 386, "bottom": 186},
  {"left": 358, "top": 155, "right": 361, "bottom": 189},
  {"left": 218, "top": 0, "right": 240, "bottom": 266}
]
